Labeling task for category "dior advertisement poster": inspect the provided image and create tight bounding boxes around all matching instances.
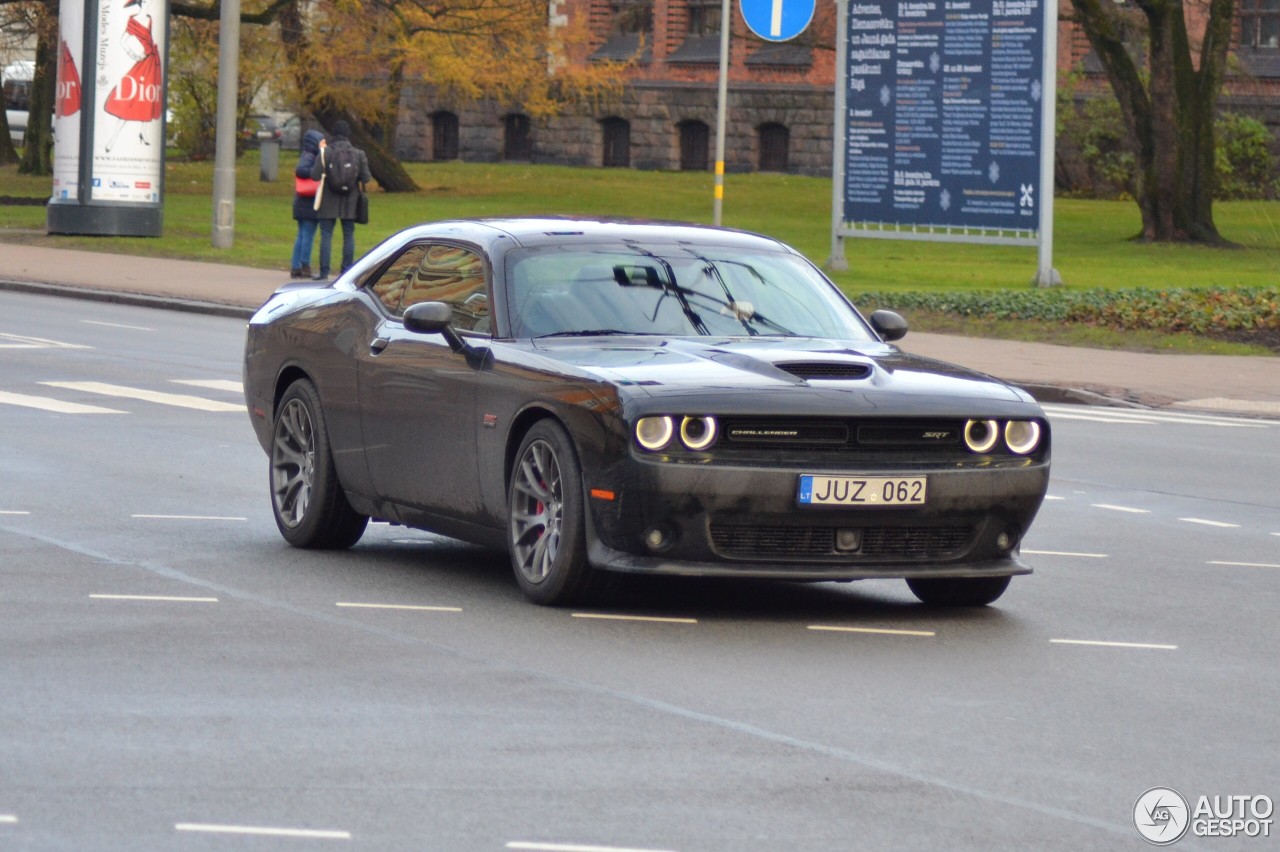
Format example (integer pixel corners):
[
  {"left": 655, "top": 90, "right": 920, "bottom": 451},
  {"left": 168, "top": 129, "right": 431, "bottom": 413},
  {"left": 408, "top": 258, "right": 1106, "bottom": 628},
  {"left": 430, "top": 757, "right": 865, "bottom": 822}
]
[
  {"left": 51, "top": 0, "right": 84, "bottom": 202},
  {"left": 90, "top": 0, "right": 166, "bottom": 203}
]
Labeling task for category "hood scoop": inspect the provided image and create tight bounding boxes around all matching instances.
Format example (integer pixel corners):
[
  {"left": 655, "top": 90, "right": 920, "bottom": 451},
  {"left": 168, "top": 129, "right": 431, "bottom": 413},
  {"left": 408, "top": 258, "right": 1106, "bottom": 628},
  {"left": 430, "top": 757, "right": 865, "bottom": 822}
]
[{"left": 775, "top": 361, "right": 872, "bottom": 381}]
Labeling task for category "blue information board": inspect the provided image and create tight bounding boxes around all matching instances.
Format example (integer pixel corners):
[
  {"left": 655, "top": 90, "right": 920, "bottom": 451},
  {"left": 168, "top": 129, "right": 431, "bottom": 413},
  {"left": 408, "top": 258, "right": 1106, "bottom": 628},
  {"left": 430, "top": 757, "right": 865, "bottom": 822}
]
[
  {"left": 842, "top": 0, "right": 1045, "bottom": 232},
  {"left": 741, "top": 0, "right": 816, "bottom": 43}
]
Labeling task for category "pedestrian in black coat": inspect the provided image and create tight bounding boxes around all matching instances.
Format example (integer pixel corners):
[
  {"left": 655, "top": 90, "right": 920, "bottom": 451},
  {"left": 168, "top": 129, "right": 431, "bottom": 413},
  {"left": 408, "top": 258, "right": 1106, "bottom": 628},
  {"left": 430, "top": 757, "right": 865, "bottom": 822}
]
[
  {"left": 290, "top": 129, "right": 325, "bottom": 278},
  {"left": 310, "top": 120, "right": 372, "bottom": 279}
]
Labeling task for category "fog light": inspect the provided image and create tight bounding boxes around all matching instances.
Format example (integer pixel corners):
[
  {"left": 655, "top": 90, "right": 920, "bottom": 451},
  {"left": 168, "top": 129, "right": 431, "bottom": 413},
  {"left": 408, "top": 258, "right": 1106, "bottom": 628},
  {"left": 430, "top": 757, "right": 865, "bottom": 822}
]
[
  {"left": 995, "top": 530, "right": 1018, "bottom": 553},
  {"left": 644, "top": 526, "right": 672, "bottom": 553},
  {"left": 835, "top": 528, "right": 861, "bottom": 552}
]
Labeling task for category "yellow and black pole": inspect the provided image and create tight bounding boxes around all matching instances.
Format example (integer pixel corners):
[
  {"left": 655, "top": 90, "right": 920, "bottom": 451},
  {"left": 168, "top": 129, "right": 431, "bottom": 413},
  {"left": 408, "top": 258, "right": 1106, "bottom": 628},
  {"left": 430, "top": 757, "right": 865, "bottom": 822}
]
[{"left": 713, "top": 0, "right": 731, "bottom": 226}]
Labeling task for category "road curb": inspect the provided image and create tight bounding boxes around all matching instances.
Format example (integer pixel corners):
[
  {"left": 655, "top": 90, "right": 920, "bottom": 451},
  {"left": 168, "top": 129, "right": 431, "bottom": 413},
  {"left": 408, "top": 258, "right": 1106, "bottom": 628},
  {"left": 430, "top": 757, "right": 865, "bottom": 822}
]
[{"left": 0, "top": 278, "right": 255, "bottom": 320}]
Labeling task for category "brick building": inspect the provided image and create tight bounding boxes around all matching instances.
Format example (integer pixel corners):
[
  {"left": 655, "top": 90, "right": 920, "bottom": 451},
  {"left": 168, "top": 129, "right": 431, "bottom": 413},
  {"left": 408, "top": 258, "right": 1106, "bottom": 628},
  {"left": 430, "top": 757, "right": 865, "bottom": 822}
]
[{"left": 392, "top": 0, "right": 1280, "bottom": 175}]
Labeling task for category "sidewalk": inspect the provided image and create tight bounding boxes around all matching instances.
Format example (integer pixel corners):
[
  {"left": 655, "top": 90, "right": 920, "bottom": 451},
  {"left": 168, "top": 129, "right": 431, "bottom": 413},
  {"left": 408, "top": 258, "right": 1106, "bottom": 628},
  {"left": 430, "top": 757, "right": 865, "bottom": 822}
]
[{"left": 3, "top": 243, "right": 1278, "bottom": 416}]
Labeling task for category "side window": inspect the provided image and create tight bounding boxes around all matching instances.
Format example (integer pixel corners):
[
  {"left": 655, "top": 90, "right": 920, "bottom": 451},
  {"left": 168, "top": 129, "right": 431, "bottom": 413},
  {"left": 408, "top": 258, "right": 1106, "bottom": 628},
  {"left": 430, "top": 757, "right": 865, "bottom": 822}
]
[
  {"left": 364, "top": 244, "right": 430, "bottom": 315},
  {"left": 400, "top": 244, "right": 490, "bottom": 333}
]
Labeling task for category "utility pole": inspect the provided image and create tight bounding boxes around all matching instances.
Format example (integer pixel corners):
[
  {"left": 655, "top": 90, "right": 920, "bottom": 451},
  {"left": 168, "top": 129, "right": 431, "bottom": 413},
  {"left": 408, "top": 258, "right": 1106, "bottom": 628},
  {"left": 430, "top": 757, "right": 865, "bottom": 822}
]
[{"left": 211, "top": 0, "right": 240, "bottom": 248}]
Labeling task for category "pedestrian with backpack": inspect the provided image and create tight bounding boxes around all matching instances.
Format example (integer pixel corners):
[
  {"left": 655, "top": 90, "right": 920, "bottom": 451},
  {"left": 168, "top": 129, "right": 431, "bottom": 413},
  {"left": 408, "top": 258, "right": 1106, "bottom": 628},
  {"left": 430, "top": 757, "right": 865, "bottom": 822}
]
[
  {"left": 310, "top": 119, "right": 372, "bottom": 280},
  {"left": 290, "top": 129, "right": 325, "bottom": 279}
]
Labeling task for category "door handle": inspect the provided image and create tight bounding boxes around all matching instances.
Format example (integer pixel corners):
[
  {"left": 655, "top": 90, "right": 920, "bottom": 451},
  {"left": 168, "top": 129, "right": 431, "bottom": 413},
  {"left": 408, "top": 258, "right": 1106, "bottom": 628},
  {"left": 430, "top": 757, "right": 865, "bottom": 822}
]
[{"left": 370, "top": 337, "right": 389, "bottom": 355}]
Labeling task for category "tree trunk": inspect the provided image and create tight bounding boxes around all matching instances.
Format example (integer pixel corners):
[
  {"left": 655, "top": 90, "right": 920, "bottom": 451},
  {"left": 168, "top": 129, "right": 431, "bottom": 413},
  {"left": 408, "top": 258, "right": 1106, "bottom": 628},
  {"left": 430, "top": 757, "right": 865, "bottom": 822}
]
[
  {"left": 278, "top": 0, "right": 419, "bottom": 193},
  {"left": 18, "top": 0, "right": 56, "bottom": 176},
  {"left": 0, "top": 88, "right": 18, "bottom": 166},
  {"left": 1070, "top": 0, "right": 1235, "bottom": 244}
]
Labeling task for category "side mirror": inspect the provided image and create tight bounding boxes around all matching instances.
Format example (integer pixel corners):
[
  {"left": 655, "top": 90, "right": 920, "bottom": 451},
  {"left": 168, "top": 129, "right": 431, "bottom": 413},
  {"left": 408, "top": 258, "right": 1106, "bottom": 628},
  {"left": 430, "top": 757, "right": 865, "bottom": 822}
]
[
  {"left": 403, "top": 301, "right": 468, "bottom": 353},
  {"left": 869, "top": 309, "right": 908, "bottom": 342}
]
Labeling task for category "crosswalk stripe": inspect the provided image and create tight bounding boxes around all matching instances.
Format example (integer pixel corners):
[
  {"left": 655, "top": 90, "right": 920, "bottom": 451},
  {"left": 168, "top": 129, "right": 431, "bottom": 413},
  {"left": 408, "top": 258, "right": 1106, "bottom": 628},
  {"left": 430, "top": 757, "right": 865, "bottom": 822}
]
[
  {"left": 40, "top": 381, "right": 244, "bottom": 412},
  {"left": 0, "top": 390, "right": 125, "bottom": 414},
  {"left": 0, "top": 332, "right": 91, "bottom": 350},
  {"left": 171, "top": 379, "right": 243, "bottom": 393},
  {"left": 1040, "top": 404, "right": 1274, "bottom": 428}
]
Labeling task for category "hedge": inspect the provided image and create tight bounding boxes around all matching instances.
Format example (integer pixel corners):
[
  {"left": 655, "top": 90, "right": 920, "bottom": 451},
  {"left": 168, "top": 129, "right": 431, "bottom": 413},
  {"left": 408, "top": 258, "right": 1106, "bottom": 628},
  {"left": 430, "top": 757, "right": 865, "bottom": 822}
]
[{"left": 856, "top": 287, "right": 1280, "bottom": 335}]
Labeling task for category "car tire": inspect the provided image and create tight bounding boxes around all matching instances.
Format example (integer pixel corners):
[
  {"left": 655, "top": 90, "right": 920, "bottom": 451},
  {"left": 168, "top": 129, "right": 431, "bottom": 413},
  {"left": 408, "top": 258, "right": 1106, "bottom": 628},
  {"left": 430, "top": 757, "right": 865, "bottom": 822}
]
[
  {"left": 507, "top": 420, "right": 599, "bottom": 606},
  {"left": 271, "top": 379, "right": 368, "bottom": 549},
  {"left": 906, "top": 575, "right": 1011, "bottom": 607}
]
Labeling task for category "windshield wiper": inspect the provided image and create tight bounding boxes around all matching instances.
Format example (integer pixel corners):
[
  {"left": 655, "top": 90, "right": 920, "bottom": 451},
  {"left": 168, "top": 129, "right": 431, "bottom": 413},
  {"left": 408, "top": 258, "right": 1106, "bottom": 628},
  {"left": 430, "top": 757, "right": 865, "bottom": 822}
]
[{"left": 534, "top": 329, "right": 650, "bottom": 339}]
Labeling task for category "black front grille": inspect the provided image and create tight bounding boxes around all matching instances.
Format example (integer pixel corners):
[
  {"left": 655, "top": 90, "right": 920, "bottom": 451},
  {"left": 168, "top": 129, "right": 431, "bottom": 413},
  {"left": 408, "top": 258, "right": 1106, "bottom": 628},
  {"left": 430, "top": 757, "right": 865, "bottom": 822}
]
[
  {"left": 709, "top": 523, "right": 974, "bottom": 560},
  {"left": 860, "top": 526, "right": 973, "bottom": 557},
  {"left": 775, "top": 362, "right": 872, "bottom": 380},
  {"left": 710, "top": 524, "right": 835, "bottom": 556}
]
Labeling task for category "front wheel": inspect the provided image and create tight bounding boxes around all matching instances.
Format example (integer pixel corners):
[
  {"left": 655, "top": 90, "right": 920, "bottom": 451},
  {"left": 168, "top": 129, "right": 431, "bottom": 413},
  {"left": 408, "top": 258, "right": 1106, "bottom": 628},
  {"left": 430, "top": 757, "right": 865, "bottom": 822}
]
[
  {"left": 270, "top": 379, "right": 368, "bottom": 549},
  {"left": 507, "top": 420, "right": 599, "bottom": 605},
  {"left": 906, "top": 575, "right": 1011, "bottom": 607}
]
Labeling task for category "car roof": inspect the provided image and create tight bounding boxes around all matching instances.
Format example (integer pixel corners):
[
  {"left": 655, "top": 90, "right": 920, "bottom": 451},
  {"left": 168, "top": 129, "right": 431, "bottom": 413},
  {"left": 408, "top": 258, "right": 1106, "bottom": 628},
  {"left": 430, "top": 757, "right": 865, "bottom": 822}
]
[{"left": 395, "top": 217, "right": 798, "bottom": 255}]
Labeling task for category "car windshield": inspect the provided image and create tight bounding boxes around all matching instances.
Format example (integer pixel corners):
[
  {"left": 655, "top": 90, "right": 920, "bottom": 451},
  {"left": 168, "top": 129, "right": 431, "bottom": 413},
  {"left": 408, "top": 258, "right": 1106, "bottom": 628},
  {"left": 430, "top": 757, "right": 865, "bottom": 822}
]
[{"left": 505, "top": 242, "right": 875, "bottom": 341}]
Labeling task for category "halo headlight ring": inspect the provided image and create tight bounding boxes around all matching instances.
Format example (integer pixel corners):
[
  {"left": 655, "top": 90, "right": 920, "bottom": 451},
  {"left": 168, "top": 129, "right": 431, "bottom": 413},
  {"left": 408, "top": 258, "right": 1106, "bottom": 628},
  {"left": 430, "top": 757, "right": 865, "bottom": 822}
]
[
  {"left": 635, "top": 416, "right": 674, "bottom": 451},
  {"left": 963, "top": 419, "right": 1001, "bottom": 454},
  {"left": 1004, "top": 420, "right": 1042, "bottom": 455},
  {"left": 679, "top": 416, "right": 718, "bottom": 451}
]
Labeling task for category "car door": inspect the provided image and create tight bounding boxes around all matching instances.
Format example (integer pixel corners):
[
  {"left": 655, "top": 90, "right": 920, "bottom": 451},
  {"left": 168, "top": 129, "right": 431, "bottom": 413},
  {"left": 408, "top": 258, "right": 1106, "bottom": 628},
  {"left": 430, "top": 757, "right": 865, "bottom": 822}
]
[{"left": 357, "top": 241, "right": 492, "bottom": 518}]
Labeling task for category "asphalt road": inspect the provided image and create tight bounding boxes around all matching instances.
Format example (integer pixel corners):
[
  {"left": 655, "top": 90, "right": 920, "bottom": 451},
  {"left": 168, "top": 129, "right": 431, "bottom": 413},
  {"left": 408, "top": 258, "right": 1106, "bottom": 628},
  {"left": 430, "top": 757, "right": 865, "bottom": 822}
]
[{"left": 2, "top": 291, "right": 1277, "bottom": 851}]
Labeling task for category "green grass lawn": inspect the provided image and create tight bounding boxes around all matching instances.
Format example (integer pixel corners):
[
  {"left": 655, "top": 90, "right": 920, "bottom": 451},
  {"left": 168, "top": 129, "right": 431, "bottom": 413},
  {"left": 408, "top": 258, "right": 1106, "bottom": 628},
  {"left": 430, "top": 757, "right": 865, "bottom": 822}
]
[{"left": 3, "top": 153, "right": 1277, "bottom": 290}]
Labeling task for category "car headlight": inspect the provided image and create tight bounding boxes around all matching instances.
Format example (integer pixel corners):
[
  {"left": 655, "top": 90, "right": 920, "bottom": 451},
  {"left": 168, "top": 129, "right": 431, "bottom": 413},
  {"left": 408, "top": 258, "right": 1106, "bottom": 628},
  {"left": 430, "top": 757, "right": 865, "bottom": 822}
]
[
  {"left": 1004, "top": 420, "right": 1042, "bottom": 455},
  {"left": 963, "top": 419, "right": 1000, "bottom": 453},
  {"left": 635, "top": 416, "right": 674, "bottom": 451},
  {"left": 679, "top": 416, "right": 718, "bottom": 450}
]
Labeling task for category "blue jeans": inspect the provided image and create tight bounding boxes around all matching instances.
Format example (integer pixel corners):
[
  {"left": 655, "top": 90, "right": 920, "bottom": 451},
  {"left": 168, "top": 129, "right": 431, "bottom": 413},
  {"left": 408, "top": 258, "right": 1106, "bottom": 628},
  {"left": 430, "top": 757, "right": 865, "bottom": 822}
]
[
  {"left": 317, "top": 218, "right": 356, "bottom": 275},
  {"left": 291, "top": 218, "right": 318, "bottom": 270}
]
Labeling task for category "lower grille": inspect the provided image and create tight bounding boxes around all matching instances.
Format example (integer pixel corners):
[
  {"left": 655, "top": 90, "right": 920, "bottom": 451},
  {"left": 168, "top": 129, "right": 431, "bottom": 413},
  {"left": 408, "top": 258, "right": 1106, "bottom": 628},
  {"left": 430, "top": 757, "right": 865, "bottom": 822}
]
[{"left": 709, "top": 523, "right": 973, "bottom": 560}]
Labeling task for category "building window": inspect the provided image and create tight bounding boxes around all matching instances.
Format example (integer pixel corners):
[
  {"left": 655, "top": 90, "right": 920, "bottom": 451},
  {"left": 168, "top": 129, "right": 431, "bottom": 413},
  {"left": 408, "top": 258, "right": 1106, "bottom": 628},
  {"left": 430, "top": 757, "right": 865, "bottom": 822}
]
[
  {"left": 593, "top": 0, "right": 653, "bottom": 62},
  {"left": 602, "top": 117, "right": 631, "bottom": 167},
  {"left": 758, "top": 123, "right": 789, "bottom": 172},
  {"left": 687, "top": 0, "right": 722, "bottom": 36},
  {"left": 432, "top": 112, "right": 459, "bottom": 161},
  {"left": 503, "top": 114, "right": 532, "bottom": 161},
  {"left": 678, "top": 120, "right": 709, "bottom": 171},
  {"left": 1240, "top": 0, "right": 1279, "bottom": 48}
]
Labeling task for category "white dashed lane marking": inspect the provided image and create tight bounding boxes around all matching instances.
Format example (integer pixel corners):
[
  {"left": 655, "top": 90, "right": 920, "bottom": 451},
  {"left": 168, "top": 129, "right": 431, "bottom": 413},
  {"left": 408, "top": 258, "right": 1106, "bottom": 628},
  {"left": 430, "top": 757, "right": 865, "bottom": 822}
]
[
  {"left": 0, "top": 390, "right": 125, "bottom": 415},
  {"left": 0, "top": 510, "right": 31, "bottom": 515},
  {"left": 1041, "top": 404, "right": 1276, "bottom": 429},
  {"left": 1024, "top": 549, "right": 1108, "bottom": 558},
  {"left": 572, "top": 613, "right": 697, "bottom": 625},
  {"left": 507, "top": 843, "right": 677, "bottom": 852},
  {"left": 808, "top": 625, "right": 935, "bottom": 637},
  {"left": 80, "top": 320, "right": 154, "bottom": 331},
  {"left": 1091, "top": 504, "right": 1150, "bottom": 514},
  {"left": 1208, "top": 561, "right": 1280, "bottom": 569},
  {"left": 1179, "top": 518, "right": 1241, "bottom": 528},
  {"left": 41, "top": 382, "right": 243, "bottom": 412},
  {"left": 132, "top": 514, "right": 247, "bottom": 521},
  {"left": 0, "top": 332, "right": 90, "bottom": 350},
  {"left": 175, "top": 823, "right": 350, "bottom": 840},
  {"left": 336, "top": 603, "right": 462, "bottom": 613},
  {"left": 1051, "top": 639, "right": 1178, "bottom": 651},
  {"left": 91, "top": 594, "right": 219, "bottom": 603},
  {"left": 0, "top": 814, "right": 16, "bottom": 824}
]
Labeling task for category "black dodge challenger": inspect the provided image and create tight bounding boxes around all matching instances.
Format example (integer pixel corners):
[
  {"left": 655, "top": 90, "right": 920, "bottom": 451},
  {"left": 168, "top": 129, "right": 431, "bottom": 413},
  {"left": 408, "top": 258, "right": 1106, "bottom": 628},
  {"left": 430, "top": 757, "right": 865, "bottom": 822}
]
[{"left": 244, "top": 218, "right": 1050, "bottom": 606}]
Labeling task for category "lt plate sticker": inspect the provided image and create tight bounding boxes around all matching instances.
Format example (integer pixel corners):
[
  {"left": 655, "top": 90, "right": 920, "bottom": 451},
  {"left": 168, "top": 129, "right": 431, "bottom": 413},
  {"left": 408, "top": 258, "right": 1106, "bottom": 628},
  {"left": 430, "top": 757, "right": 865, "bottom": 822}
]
[{"left": 798, "top": 475, "right": 927, "bottom": 506}]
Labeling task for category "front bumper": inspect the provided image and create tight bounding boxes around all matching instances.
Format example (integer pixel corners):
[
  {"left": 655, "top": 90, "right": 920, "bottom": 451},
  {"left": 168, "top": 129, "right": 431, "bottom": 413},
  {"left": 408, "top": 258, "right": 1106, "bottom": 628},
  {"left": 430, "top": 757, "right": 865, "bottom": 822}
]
[{"left": 584, "top": 454, "right": 1049, "bottom": 580}]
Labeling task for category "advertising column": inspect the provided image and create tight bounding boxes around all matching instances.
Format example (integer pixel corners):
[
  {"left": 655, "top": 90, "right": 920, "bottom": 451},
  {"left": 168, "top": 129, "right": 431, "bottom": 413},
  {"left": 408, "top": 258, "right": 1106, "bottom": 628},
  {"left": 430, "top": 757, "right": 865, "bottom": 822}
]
[{"left": 48, "top": 0, "right": 168, "bottom": 237}]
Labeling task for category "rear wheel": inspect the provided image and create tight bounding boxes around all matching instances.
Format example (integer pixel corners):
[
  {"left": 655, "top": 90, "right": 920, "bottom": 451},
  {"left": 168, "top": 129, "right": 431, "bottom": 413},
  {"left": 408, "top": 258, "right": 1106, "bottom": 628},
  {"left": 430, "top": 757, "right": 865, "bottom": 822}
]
[
  {"left": 271, "top": 379, "right": 368, "bottom": 549},
  {"left": 507, "top": 420, "right": 598, "bottom": 605},
  {"left": 906, "top": 575, "right": 1011, "bottom": 607}
]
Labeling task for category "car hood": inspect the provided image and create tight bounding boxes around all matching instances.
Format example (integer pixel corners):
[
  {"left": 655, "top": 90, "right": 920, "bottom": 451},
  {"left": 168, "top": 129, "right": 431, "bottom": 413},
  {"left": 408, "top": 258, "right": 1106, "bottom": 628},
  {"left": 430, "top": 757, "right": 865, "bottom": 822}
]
[{"left": 529, "top": 336, "right": 1038, "bottom": 416}]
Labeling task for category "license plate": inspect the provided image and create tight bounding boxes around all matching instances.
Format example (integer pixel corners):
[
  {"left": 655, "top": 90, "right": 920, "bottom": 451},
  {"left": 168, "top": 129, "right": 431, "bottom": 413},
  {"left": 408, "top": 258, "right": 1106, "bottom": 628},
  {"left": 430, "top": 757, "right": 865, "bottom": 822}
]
[{"left": 797, "top": 475, "right": 927, "bottom": 507}]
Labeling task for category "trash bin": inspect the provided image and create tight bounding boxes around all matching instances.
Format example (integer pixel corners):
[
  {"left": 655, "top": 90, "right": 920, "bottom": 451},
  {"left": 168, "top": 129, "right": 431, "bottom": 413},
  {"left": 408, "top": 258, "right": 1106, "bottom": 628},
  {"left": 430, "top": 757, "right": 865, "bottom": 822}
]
[{"left": 259, "top": 137, "right": 280, "bottom": 182}]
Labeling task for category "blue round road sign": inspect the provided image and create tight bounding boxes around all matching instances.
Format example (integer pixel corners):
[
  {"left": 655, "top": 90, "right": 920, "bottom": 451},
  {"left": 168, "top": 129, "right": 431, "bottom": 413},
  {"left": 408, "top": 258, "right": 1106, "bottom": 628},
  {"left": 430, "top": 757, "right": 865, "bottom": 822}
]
[{"left": 740, "top": 0, "right": 815, "bottom": 43}]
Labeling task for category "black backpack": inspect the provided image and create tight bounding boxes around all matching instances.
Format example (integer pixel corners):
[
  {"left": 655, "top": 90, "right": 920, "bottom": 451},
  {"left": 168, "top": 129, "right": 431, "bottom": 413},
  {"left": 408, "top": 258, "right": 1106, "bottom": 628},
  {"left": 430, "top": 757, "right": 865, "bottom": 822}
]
[{"left": 326, "top": 144, "right": 360, "bottom": 195}]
